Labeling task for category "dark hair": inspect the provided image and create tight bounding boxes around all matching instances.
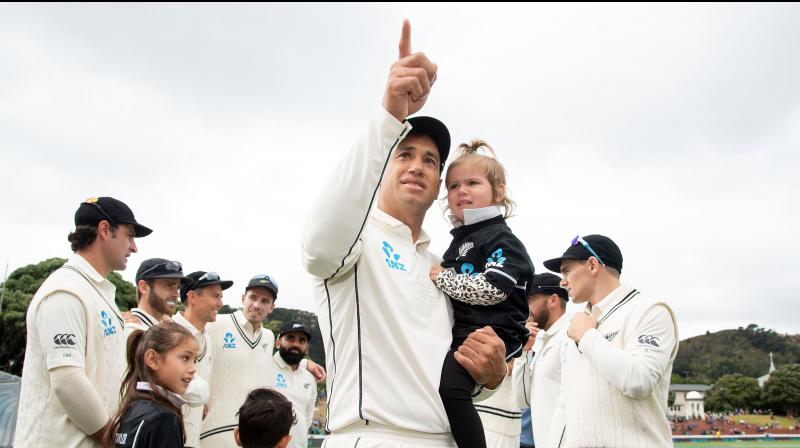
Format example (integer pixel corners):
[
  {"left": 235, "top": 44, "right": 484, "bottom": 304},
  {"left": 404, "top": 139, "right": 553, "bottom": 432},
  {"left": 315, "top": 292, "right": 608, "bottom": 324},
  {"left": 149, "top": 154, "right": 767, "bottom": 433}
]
[
  {"left": 237, "top": 388, "right": 296, "bottom": 448},
  {"left": 136, "top": 279, "right": 155, "bottom": 303},
  {"left": 103, "top": 322, "right": 195, "bottom": 448},
  {"left": 67, "top": 223, "right": 118, "bottom": 252}
]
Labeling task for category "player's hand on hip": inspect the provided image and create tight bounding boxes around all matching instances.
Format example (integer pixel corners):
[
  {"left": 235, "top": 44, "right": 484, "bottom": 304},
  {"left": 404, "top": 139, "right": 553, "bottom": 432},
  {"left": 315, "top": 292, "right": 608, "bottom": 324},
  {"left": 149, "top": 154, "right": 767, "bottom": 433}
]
[
  {"left": 307, "top": 359, "right": 327, "bottom": 384},
  {"left": 382, "top": 19, "right": 438, "bottom": 122},
  {"left": 567, "top": 312, "right": 597, "bottom": 344},
  {"left": 455, "top": 326, "right": 507, "bottom": 389}
]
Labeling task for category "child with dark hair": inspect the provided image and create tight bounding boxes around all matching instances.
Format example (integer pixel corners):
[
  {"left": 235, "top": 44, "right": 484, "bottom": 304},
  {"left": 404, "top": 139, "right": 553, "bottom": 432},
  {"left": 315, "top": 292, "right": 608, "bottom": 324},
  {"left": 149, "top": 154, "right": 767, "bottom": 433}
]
[
  {"left": 235, "top": 388, "right": 296, "bottom": 448},
  {"left": 105, "top": 322, "right": 198, "bottom": 448}
]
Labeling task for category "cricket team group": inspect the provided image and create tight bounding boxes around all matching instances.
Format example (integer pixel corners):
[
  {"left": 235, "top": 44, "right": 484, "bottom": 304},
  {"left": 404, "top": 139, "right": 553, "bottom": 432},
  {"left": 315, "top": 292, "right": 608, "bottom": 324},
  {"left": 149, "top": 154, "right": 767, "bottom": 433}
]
[{"left": 13, "top": 21, "right": 679, "bottom": 448}]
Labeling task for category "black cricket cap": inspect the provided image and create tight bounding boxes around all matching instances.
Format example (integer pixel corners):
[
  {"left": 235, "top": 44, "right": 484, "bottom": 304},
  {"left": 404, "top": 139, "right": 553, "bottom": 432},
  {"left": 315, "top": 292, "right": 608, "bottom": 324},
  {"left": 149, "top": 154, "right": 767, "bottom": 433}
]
[
  {"left": 180, "top": 271, "right": 234, "bottom": 301},
  {"left": 406, "top": 116, "right": 450, "bottom": 173},
  {"left": 278, "top": 321, "right": 312, "bottom": 341},
  {"left": 135, "top": 258, "right": 193, "bottom": 285},
  {"left": 543, "top": 234, "right": 623, "bottom": 274},
  {"left": 245, "top": 274, "right": 278, "bottom": 299},
  {"left": 528, "top": 273, "right": 569, "bottom": 300},
  {"left": 74, "top": 197, "right": 152, "bottom": 237}
]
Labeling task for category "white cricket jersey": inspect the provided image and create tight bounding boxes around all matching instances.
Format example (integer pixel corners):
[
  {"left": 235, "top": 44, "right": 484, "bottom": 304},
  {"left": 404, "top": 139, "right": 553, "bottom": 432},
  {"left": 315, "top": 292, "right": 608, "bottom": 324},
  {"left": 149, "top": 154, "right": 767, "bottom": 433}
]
[
  {"left": 512, "top": 313, "right": 568, "bottom": 448},
  {"left": 302, "top": 109, "right": 493, "bottom": 439},
  {"left": 272, "top": 352, "right": 318, "bottom": 448},
  {"left": 14, "top": 254, "right": 126, "bottom": 448},
  {"left": 549, "top": 285, "right": 679, "bottom": 448},
  {"left": 123, "top": 307, "right": 161, "bottom": 339},
  {"left": 477, "top": 374, "right": 524, "bottom": 448},
  {"left": 200, "top": 310, "right": 274, "bottom": 447},
  {"left": 173, "top": 312, "right": 212, "bottom": 448}
]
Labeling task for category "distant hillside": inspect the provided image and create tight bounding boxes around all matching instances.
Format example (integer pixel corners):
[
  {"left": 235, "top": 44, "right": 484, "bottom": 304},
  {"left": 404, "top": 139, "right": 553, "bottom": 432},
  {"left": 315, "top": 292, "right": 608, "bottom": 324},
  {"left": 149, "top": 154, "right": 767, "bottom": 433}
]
[{"left": 674, "top": 324, "right": 800, "bottom": 383}]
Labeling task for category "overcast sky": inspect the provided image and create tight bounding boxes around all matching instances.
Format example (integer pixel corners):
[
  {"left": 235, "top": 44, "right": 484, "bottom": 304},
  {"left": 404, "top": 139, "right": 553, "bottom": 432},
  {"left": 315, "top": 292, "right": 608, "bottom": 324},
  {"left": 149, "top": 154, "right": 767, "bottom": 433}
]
[{"left": 2, "top": 3, "right": 798, "bottom": 340}]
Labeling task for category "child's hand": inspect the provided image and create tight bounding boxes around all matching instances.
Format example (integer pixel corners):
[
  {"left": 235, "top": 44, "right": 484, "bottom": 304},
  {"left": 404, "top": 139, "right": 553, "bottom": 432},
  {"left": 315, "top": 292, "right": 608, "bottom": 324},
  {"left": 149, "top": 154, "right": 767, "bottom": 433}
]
[{"left": 429, "top": 265, "right": 444, "bottom": 282}]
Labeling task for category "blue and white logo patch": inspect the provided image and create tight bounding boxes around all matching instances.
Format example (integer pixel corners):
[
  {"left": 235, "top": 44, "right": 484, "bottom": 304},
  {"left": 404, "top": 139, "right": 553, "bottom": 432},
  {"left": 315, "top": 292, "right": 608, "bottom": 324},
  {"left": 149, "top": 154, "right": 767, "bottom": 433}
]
[
  {"left": 100, "top": 310, "right": 116, "bottom": 337},
  {"left": 485, "top": 248, "right": 506, "bottom": 269},
  {"left": 275, "top": 373, "right": 288, "bottom": 388},
  {"left": 382, "top": 241, "right": 407, "bottom": 272},
  {"left": 223, "top": 332, "right": 237, "bottom": 349}
]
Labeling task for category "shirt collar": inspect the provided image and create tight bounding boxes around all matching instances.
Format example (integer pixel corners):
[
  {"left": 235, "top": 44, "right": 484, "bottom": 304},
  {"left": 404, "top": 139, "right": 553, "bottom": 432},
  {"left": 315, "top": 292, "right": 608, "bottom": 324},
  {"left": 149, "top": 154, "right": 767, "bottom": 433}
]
[
  {"left": 67, "top": 253, "right": 106, "bottom": 284},
  {"left": 586, "top": 284, "right": 635, "bottom": 320},
  {"left": 449, "top": 205, "right": 504, "bottom": 227},
  {"left": 545, "top": 313, "right": 569, "bottom": 337},
  {"left": 371, "top": 207, "right": 432, "bottom": 249},
  {"left": 172, "top": 312, "right": 204, "bottom": 338},
  {"left": 234, "top": 310, "right": 260, "bottom": 337},
  {"left": 136, "top": 382, "right": 188, "bottom": 407},
  {"left": 131, "top": 308, "right": 161, "bottom": 328},
  {"left": 273, "top": 351, "right": 289, "bottom": 369}
]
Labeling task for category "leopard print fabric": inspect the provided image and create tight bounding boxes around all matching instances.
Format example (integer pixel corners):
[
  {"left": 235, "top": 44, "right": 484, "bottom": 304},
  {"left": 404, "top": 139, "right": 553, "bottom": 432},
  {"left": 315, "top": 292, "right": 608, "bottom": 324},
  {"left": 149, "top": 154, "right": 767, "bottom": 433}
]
[{"left": 435, "top": 270, "right": 507, "bottom": 306}]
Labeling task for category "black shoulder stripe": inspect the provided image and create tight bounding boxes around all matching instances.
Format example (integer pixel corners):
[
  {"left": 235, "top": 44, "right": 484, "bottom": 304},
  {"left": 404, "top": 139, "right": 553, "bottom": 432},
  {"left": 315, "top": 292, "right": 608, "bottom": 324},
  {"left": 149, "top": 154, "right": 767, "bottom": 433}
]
[{"left": 326, "top": 126, "right": 409, "bottom": 281}]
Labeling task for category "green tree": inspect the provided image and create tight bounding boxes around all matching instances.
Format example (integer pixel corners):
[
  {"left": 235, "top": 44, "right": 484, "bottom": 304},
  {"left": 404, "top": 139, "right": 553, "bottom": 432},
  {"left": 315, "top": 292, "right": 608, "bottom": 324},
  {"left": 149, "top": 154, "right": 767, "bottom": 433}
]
[
  {"left": 762, "top": 364, "right": 800, "bottom": 417},
  {"left": 0, "top": 257, "right": 137, "bottom": 376},
  {"left": 705, "top": 374, "right": 761, "bottom": 412}
]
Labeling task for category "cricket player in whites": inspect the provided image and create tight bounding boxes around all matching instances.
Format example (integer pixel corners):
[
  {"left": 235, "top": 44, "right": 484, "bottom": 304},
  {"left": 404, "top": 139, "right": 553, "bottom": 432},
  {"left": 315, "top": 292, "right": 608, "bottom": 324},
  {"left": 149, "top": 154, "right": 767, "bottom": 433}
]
[{"left": 301, "top": 20, "right": 508, "bottom": 448}]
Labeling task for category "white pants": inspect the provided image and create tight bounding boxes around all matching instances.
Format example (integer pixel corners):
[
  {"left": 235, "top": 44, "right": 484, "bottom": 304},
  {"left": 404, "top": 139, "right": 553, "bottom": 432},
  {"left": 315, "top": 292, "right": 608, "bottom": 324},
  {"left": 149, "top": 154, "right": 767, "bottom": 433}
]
[{"left": 322, "top": 421, "right": 456, "bottom": 448}]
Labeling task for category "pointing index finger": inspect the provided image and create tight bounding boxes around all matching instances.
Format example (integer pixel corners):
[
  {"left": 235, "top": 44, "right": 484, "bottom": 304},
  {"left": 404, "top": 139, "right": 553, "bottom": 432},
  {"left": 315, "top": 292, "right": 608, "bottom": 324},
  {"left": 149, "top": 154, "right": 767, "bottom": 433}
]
[{"left": 398, "top": 19, "right": 411, "bottom": 59}]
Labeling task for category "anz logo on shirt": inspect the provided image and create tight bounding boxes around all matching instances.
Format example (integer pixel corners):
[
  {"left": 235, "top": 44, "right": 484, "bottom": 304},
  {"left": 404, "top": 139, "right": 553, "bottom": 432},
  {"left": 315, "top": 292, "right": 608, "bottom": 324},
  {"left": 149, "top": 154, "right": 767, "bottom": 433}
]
[
  {"left": 100, "top": 310, "right": 116, "bottom": 337},
  {"left": 485, "top": 248, "right": 506, "bottom": 269},
  {"left": 275, "top": 373, "right": 288, "bottom": 388},
  {"left": 223, "top": 332, "right": 237, "bottom": 349},
  {"left": 382, "top": 241, "right": 407, "bottom": 272}
]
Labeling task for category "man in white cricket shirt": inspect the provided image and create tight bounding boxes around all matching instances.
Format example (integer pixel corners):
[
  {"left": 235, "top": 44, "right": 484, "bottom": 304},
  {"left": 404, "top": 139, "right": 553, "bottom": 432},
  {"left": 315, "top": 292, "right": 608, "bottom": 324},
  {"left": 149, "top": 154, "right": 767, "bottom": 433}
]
[
  {"left": 301, "top": 20, "right": 509, "bottom": 448},
  {"left": 124, "top": 258, "right": 192, "bottom": 338},
  {"left": 174, "top": 270, "right": 227, "bottom": 447},
  {"left": 272, "top": 321, "right": 318, "bottom": 448},
  {"left": 544, "top": 235, "right": 679, "bottom": 448},
  {"left": 202, "top": 274, "right": 325, "bottom": 447},
  {"left": 14, "top": 196, "right": 151, "bottom": 447},
  {"left": 512, "top": 273, "right": 569, "bottom": 448}
]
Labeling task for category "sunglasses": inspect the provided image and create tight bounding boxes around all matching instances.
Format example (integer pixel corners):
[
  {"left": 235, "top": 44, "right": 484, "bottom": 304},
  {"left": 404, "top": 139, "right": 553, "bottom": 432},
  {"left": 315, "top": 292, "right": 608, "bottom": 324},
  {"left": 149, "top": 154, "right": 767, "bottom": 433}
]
[
  {"left": 250, "top": 274, "right": 278, "bottom": 289},
  {"left": 84, "top": 201, "right": 118, "bottom": 227},
  {"left": 138, "top": 260, "right": 183, "bottom": 279},
  {"left": 191, "top": 271, "right": 221, "bottom": 290},
  {"left": 571, "top": 235, "right": 605, "bottom": 265}
]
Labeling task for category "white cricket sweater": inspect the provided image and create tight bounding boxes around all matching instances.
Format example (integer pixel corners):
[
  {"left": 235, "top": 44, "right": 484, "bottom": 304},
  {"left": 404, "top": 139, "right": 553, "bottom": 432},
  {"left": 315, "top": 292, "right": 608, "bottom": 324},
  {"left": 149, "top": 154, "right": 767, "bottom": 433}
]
[
  {"left": 172, "top": 312, "right": 212, "bottom": 448},
  {"left": 301, "top": 108, "right": 493, "bottom": 437},
  {"left": 512, "top": 313, "right": 568, "bottom": 448},
  {"left": 14, "top": 254, "right": 126, "bottom": 448},
  {"left": 272, "top": 352, "right": 318, "bottom": 448},
  {"left": 200, "top": 310, "right": 274, "bottom": 447},
  {"left": 549, "top": 285, "right": 679, "bottom": 448},
  {"left": 476, "top": 374, "right": 525, "bottom": 448}
]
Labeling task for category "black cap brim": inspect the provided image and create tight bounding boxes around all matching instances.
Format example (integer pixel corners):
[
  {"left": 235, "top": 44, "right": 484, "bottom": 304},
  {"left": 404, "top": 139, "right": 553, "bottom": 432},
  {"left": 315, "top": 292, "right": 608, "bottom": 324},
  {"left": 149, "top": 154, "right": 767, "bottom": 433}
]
[
  {"left": 543, "top": 255, "right": 582, "bottom": 273},
  {"left": 141, "top": 272, "right": 194, "bottom": 286},
  {"left": 407, "top": 116, "right": 450, "bottom": 172},
  {"left": 129, "top": 222, "right": 153, "bottom": 238}
]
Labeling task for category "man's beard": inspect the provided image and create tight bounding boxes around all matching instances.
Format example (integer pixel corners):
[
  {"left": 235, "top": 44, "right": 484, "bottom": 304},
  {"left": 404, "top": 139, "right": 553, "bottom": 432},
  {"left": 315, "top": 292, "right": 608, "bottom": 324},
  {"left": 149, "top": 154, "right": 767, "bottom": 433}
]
[
  {"left": 533, "top": 307, "right": 550, "bottom": 332},
  {"left": 279, "top": 346, "right": 306, "bottom": 365},
  {"left": 147, "top": 290, "right": 174, "bottom": 316}
]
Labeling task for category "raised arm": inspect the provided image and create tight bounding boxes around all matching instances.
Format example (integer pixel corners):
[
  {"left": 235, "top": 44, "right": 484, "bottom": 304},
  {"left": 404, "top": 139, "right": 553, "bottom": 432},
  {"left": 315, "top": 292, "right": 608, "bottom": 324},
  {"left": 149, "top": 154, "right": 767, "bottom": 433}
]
[{"left": 301, "top": 20, "right": 437, "bottom": 280}]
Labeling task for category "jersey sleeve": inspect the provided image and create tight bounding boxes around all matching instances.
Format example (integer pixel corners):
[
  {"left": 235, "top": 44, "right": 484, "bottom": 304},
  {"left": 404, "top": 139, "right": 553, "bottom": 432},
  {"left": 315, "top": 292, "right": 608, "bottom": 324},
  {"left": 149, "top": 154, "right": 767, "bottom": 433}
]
[
  {"left": 36, "top": 292, "right": 87, "bottom": 369},
  {"left": 478, "top": 229, "right": 534, "bottom": 296}
]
